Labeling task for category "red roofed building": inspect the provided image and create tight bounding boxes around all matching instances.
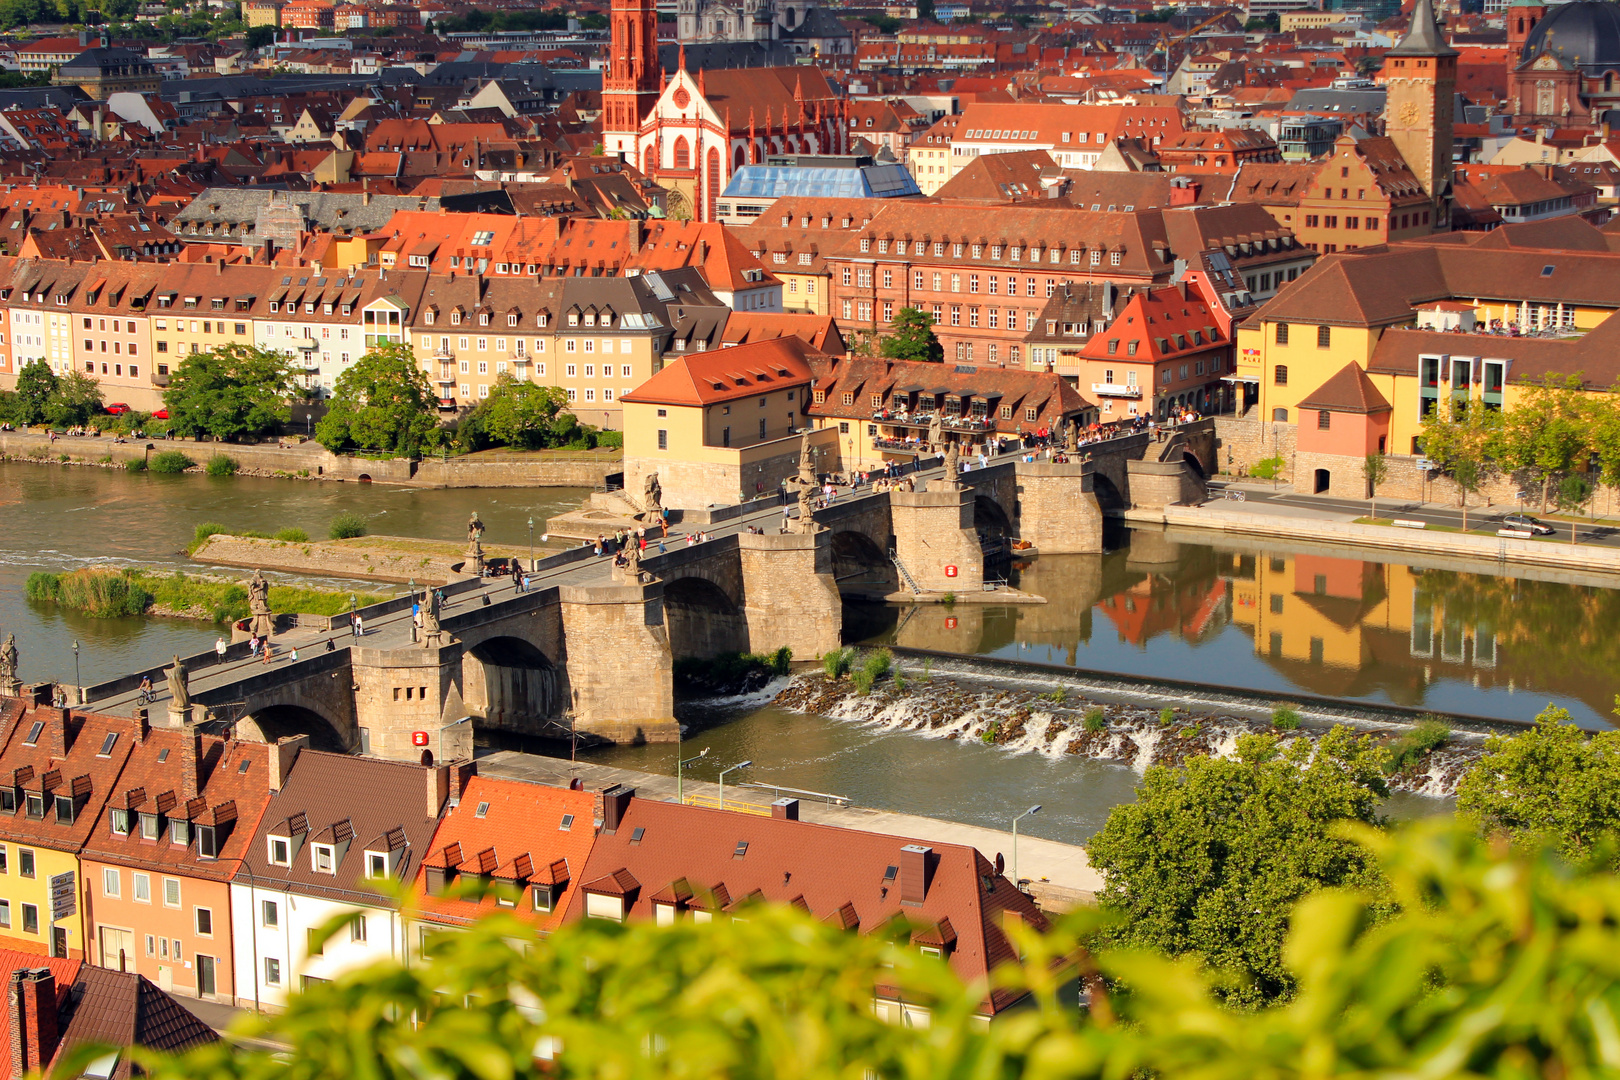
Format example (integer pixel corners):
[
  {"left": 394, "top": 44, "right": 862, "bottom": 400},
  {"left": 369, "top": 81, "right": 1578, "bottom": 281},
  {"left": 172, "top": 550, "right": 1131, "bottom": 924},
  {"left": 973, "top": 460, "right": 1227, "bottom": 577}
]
[
  {"left": 563, "top": 789, "right": 1065, "bottom": 1023},
  {"left": 620, "top": 334, "right": 835, "bottom": 507},
  {"left": 1077, "top": 281, "right": 1235, "bottom": 422}
]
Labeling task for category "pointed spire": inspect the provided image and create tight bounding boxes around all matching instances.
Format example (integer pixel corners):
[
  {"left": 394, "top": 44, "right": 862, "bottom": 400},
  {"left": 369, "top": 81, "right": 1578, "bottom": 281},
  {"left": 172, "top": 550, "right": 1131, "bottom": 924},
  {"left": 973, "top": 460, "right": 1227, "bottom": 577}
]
[
  {"left": 678, "top": 41, "right": 687, "bottom": 71},
  {"left": 1388, "top": 0, "right": 1458, "bottom": 57},
  {"left": 793, "top": 72, "right": 803, "bottom": 102}
]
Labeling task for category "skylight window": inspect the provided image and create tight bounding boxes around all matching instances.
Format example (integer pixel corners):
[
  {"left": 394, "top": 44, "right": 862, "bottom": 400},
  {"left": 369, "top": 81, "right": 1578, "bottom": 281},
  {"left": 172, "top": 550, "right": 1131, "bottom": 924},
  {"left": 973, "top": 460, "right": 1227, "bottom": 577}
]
[
  {"left": 475, "top": 801, "right": 490, "bottom": 818},
  {"left": 560, "top": 814, "right": 575, "bottom": 831},
  {"left": 1541, "top": 265, "right": 1556, "bottom": 277},
  {"left": 98, "top": 732, "right": 117, "bottom": 757},
  {"left": 23, "top": 722, "right": 42, "bottom": 746}
]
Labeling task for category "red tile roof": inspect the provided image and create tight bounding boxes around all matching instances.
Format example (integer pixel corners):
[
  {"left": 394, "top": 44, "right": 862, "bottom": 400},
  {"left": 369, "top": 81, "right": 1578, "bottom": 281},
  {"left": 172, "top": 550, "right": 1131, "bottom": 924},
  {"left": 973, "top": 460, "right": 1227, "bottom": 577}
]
[
  {"left": 1297, "top": 361, "right": 1392, "bottom": 413},
  {"left": 622, "top": 335, "right": 818, "bottom": 407}
]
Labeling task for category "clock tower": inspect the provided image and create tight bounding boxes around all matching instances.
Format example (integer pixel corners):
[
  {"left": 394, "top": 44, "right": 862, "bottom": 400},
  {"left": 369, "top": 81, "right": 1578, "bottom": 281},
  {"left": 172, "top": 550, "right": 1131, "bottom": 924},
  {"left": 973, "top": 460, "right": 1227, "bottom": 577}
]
[{"left": 1382, "top": 0, "right": 1457, "bottom": 228}]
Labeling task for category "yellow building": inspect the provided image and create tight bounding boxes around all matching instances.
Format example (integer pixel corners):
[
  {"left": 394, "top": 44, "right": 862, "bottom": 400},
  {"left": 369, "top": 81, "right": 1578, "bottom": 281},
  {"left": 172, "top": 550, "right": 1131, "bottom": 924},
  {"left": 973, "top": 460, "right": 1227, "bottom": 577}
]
[
  {"left": 243, "top": 0, "right": 284, "bottom": 26},
  {"left": 0, "top": 705, "right": 140, "bottom": 961},
  {"left": 908, "top": 115, "right": 960, "bottom": 197},
  {"left": 621, "top": 335, "right": 836, "bottom": 508}
]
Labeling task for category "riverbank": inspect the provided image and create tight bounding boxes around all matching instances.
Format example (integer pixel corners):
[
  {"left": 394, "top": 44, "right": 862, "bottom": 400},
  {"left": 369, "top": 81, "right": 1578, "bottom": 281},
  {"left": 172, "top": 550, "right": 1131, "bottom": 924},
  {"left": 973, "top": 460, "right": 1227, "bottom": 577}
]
[
  {"left": 1130, "top": 498, "right": 1620, "bottom": 579},
  {"left": 771, "top": 665, "right": 1481, "bottom": 799},
  {"left": 26, "top": 566, "right": 389, "bottom": 624},
  {"left": 0, "top": 430, "right": 621, "bottom": 489},
  {"left": 192, "top": 531, "right": 554, "bottom": 585}
]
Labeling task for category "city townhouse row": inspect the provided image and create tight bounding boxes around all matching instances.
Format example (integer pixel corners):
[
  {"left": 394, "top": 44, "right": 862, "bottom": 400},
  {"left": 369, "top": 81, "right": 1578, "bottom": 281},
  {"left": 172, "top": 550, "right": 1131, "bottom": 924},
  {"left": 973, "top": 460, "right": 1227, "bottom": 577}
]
[
  {"left": 0, "top": 256, "right": 832, "bottom": 429},
  {"left": 0, "top": 695, "right": 1053, "bottom": 1023}
]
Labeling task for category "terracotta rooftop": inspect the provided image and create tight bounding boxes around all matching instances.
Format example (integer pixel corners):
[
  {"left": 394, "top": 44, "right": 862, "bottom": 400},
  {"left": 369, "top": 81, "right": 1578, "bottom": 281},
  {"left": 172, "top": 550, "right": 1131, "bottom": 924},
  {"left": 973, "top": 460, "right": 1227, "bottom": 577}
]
[{"left": 1297, "top": 361, "right": 1392, "bottom": 413}]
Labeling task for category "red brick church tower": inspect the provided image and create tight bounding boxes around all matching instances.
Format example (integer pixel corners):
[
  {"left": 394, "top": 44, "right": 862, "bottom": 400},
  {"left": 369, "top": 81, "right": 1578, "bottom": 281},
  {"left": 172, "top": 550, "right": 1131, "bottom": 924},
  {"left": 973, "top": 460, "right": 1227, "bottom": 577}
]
[{"left": 604, "top": 0, "right": 661, "bottom": 160}]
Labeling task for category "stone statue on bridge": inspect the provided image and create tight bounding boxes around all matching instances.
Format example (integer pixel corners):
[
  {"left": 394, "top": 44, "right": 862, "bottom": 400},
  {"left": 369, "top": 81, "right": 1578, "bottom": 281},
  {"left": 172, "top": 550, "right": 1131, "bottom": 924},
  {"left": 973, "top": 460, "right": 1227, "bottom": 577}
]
[
  {"left": 793, "top": 481, "right": 820, "bottom": 534},
  {"left": 0, "top": 634, "right": 17, "bottom": 696},
  {"left": 941, "top": 439, "right": 960, "bottom": 484},
  {"left": 467, "top": 512, "right": 486, "bottom": 543},
  {"left": 642, "top": 472, "right": 663, "bottom": 523},
  {"left": 464, "top": 514, "right": 487, "bottom": 578},
  {"left": 420, "top": 587, "right": 443, "bottom": 647},
  {"left": 617, "top": 535, "right": 644, "bottom": 583},
  {"left": 928, "top": 412, "right": 943, "bottom": 451},
  {"left": 166, "top": 654, "right": 190, "bottom": 711},
  {"left": 247, "top": 570, "right": 274, "bottom": 639}
]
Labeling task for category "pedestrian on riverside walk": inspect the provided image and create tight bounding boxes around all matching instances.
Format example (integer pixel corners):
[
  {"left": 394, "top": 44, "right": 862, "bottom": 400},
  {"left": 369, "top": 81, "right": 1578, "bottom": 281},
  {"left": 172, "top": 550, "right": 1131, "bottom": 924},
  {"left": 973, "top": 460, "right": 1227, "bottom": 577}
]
[
  {"left": 326, "top": 637, "right": 336, "bottom": 652},
  {"left": 353, "top": 613, "right": 364, "bottom": 638},
  {"left": 214, "top": 637, "right": 227, "bottom": 660},
  {"left": 289, "top": 647, "right": 298, "bottom": 663},
  {"left": 262, "top": 643, "right": 273, "bottom": 666},
  {"left": 248, "top": 634, "right": 260, "bottom": 657}
]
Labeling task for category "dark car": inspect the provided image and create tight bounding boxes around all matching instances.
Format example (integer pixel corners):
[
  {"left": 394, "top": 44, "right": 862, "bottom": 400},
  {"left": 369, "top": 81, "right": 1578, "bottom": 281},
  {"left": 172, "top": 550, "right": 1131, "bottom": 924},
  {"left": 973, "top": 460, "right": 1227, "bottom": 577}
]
[{"left": 1502, "top": 512, "right": 1555, "bottom": 536}]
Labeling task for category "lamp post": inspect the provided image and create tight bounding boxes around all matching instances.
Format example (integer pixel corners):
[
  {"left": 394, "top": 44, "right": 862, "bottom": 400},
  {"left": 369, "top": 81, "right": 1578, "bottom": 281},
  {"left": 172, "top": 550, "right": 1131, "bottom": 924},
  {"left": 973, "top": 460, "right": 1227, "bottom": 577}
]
[
  {"left": 71, "top": 641, "right": 80, "bottom": 705},
  {"left": 527, "top": 516, "right": 535, "bottom": 572},
  {"left": 717, "top": 760, "right": 752, "bottom": 811},
  {"left": 1011, "top": 804, "right": 1041, "bottom": 888},
  {"left": 677, "top": 747, "right": 709, "bottom": 805},
  {"left": 408, "top": 579, "right": 417, "bottom": 641}
]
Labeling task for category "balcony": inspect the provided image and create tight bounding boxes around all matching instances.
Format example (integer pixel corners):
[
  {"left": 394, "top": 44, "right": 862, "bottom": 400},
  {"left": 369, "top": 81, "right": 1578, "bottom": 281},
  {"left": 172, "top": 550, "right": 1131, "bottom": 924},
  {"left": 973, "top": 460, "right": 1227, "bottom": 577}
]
[
  {"left": 293, "top": 337, "right": 319, "bottom": 351},
  {"left": 1092, "top": 382, "right": 1142, "bottom": 398},
  {"left": 149, "top": 371, "right": 170, "bottom": 387}
]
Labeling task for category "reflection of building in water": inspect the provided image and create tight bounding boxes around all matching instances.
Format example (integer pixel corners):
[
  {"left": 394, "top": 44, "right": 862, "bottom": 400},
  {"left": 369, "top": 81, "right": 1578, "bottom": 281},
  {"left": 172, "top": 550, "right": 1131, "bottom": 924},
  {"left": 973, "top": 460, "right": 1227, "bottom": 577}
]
[
  {"left": 1097, "top": 575, "right": 1228, "bottom": 647},
  {"left": 1226, "top": 550, "right": 1499, "bottom": 687}
]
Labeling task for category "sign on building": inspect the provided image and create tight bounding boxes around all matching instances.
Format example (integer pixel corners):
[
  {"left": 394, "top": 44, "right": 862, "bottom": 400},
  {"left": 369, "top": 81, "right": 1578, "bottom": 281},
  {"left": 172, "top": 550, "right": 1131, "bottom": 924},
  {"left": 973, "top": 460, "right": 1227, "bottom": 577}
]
[{"left": 49, "top": 871, "right": 75, "bottom": 921}]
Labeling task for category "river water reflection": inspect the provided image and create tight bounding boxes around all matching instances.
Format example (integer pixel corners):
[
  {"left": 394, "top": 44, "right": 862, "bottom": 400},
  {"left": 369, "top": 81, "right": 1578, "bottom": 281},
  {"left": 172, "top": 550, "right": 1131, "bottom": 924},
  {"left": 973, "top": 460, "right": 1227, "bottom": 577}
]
[{"left": 850, "top": 526, "right": 1617, "bottom": 729}]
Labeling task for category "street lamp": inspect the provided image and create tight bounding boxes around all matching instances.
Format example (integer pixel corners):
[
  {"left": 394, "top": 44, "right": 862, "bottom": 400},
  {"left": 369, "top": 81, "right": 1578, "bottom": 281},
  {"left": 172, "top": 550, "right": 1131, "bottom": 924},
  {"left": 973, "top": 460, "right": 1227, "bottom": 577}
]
[
  {"left": 528, "top": 516, "right": 535, "bottom": 572},
  {"left": 1011, "top": 805, "right": 1041, "bottom": 888},
  {"left": 677, "top": 747, "right": 709, "bottom": 805},
  {"left": 71, "top": 641, "right": 80, "bottom": 705},
  {"left": 717, "top": 760, "right": 752, "bottom": 811}
]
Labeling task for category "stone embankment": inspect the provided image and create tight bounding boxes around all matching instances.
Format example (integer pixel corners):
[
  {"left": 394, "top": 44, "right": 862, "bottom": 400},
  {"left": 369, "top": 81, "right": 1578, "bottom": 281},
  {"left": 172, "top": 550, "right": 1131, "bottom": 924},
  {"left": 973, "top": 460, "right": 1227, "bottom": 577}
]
[
  {"left": 0, "top": 430, "right": 619, "bottom": 488},
  {"left": 193, "top": 533, "right": 541, "bottom": 585},
  {"left": 772, "top": 671, "right": 1481, "bottom": 798}
]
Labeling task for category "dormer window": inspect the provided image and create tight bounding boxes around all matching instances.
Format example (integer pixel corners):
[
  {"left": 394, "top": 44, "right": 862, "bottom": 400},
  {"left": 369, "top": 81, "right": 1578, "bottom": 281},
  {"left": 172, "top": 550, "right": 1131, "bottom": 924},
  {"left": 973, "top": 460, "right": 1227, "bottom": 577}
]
[
  {"left": 313, "top": 844, "right": 334, "bottom": 874},
  {"left": 479, "top": 313, "right": 489, "bottom": 326},
  {"left": 341, "top": 305, "right": 351, "bottom": 316},
  {"left": 425, "top": 311, "right": 435, "bottom": 325},
  {"left": 532, "top": 884, "right": 555, "bottom": 913},
  {"left": 451, "top": 311, "right": 462, "bottom": 325},
  {"left": 25, "top": 793, "right": 43, "bottom": 819},
  {"left": 268, "top": 836, "right": 290, "bottom": 865},
  {"left": 197, "top": 825, "right": 219, "bottom": 859},
  {"left": 366, "top": 851, "right": 387, "bottom": 879},
  {"left": 171, "top": 818, "right": 190, "bottom": 845},
  {"left": 140, "top": 812, "right": 160, "bottom": 840},
  {"left": 507, "top": 314, "right": 518, "bottom": 327},
  {"left": 54, "top": 795, "right": 74, "bottom": 825}
]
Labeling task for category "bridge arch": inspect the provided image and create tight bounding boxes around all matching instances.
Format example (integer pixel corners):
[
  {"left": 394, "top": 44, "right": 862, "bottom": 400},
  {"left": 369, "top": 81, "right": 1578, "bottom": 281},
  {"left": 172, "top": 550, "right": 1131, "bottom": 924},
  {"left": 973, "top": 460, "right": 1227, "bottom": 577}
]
[
  {"left": 238, "top": 703, "right": 350, "bottom": 754},
  {"left": 1181, "top": 450, "right": 1207, "bottom": 481},
  {"left": 463, "top": 636, "right": 563, "bottom": 731},
  {"left": 831, "top": 529, "right": 894, "bottom": 593},
  {"left": 1093, "top": 472, "right": 1125, "bottom": 512},
  {"left": 973, "top": 495, "right": 1012, "bottom": 539},
  {"left": 663, "top": 575, "right": 749, "bottom": 659}
]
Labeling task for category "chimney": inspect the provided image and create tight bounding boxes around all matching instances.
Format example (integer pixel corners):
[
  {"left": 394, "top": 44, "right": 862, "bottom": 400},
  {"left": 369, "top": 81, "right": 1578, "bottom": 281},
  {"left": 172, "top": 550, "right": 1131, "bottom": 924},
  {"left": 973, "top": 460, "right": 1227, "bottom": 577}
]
[
  {"left": 601, "top": 784, "right": 635, "bottom": 833},
  {"left": 900, "top": 844, "right": 933, "bottom": 906},
  {"left": 180, "top": 727, "right": 202, "bottom": 801},
  {"left": 48, "top": 709, "right": 67, "bottom": 760},
  {"left": 427, "top": 763, "right": 450, "bottom": 818},
  {"left": 771, "top": 797, "right": 799, "bottom": 821},
  {"left": 133, "top": 709, "right": 149, "bottom": 744},
  {"left": 8, "top": 969, "right": 60, "bottom": 1080},
  {"left": 215, "top": 258, "right": 224, "bottom": 276},
  {"left": 270, "top": 735, "right": 308, "bottom": 793},
  {"left": 1169, "top": 178, "right": 1200, "bottom": 206},
  {"left": 450, "top": 759, "right": 477, "bottom": 806}
]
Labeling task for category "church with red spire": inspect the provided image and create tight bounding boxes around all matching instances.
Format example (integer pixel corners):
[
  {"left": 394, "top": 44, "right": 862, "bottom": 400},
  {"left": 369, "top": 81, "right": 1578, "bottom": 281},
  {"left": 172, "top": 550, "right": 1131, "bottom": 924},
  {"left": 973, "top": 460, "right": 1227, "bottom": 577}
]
[{"left": 602, "top": 0, "right": 846, "bottom": 222}]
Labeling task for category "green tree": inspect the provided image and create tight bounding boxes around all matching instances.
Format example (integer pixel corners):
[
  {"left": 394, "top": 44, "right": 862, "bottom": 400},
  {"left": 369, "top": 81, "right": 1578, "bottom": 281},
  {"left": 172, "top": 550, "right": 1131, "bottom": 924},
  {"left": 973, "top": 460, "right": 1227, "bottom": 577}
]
[
  {"left": 1493, "top": 373, "right": 1590, "bottom": 511},
  {"left": 1085, "top": 727, "right": 1388, "bottom": 1006},
  {"left": 46, "top": 370, "right": 102, "bottom": 428},
  {"left": 244, "top": 23, "right": 274, "bottom": 47},
  {"left": 1555, "top": 472, "right": 1592, "bottom": 544},
  {"left": 1457, "top": 706, "right": 1620, "bottom": 863},
  {"left": 480, "top": 375, "right": 574, "bottom": 450},
  {"left": 1364, "top": 451, "right": 1387, "bottom": 521},
  {"left": 879, "top": 307, "right": 944, "bottom": 364},
  {"left": 1420, "top": 398, "right": 1497, "bottom": 530},
  {"left": 315, "top": 341, "right": 439, "bottom": 456},
  {"left": 13, "top": 358, "right": 56, "bottom": 426},
  {"left": 163, "top": 343, "right": 298, "bottom": 440}
]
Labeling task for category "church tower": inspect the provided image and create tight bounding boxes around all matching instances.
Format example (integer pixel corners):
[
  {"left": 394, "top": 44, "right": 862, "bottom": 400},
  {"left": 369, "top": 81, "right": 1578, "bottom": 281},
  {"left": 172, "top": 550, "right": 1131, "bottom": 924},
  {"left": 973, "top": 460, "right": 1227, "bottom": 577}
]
[
  {"left": 604, "top": 0, "right": 660, "bottom": 161},
  {"left": 1383, "top": 0, "right": 1457, "bottom": 229}
]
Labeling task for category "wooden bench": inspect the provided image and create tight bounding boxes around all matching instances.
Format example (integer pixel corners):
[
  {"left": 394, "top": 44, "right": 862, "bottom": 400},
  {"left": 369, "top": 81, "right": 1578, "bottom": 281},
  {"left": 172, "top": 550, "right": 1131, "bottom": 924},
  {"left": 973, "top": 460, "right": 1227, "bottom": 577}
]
[
  {"left": 1496, "top": 528, "right": 1533, "bottom": 539},
  {"left": 1392, "top": 519, "right": 1427, "bottom": 529}
]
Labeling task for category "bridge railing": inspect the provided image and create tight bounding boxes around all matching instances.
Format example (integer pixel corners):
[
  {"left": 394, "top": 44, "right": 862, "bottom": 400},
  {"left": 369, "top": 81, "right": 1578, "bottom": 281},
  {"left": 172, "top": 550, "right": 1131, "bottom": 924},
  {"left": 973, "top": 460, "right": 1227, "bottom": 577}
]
[{"left": 83, "top": 637, "right": 261, "bottom": 703}]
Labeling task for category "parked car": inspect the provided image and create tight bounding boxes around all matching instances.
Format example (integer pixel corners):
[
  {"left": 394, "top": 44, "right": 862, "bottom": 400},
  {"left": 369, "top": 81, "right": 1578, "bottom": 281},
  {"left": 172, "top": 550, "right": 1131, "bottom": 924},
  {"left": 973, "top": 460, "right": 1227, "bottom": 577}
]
[
  {"left": 1501, "top": 512, "right": 1555, "bottom": 536},
  {"left": 151, "top": 409, "right": 169, "bottom": 420},
  {"left": 104, "top": 403, "right": 130, "bottom": 415}
]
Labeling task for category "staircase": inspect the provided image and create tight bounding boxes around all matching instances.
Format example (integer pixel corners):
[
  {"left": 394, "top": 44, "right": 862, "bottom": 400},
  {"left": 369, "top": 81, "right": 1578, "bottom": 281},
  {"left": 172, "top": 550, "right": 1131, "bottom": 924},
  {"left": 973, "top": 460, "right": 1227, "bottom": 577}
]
[{"left": 892, "top": 553, "right": 923, "bottom": 595}]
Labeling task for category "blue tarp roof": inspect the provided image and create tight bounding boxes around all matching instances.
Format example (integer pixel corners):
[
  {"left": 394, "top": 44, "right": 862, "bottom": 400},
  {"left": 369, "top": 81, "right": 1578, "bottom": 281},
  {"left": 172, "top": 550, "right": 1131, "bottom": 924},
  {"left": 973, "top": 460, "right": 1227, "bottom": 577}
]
[{"left": 722, "top": 163, "right": 921, "bottom": 200}]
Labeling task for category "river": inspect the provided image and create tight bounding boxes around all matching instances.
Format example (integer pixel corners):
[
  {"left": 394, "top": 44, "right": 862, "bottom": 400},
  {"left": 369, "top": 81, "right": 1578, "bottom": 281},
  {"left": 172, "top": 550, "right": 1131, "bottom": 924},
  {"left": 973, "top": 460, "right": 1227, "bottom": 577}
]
[{"left": 8, "top": 462, "right": 1610, "bottom": 845}]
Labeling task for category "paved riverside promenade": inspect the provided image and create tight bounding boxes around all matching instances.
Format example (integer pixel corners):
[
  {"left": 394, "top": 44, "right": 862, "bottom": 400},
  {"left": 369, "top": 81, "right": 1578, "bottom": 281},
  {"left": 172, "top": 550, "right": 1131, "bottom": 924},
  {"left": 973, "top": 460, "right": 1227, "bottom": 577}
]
[{"left": 479, "top": 750, "right": 1102, "bottom": 911}]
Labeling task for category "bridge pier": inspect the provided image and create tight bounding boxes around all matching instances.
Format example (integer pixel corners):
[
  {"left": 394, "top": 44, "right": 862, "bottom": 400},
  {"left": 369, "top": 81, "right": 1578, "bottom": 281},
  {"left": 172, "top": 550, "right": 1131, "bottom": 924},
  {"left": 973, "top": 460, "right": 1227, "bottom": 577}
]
[
  {"left": 736, "top": 530, "right": 841, "bottom": 660},
  {"left": 351, "top": 642, "right": 474, "bottom": 763},
  {"left": 1013, "top": 461, "right": 1103, "bottom": 554},
  {"left": 559, "top": 581, "right": 678, "bottom": 744},
  {"left": 890, "top": 481, "right": 984, "bottom": 593}
]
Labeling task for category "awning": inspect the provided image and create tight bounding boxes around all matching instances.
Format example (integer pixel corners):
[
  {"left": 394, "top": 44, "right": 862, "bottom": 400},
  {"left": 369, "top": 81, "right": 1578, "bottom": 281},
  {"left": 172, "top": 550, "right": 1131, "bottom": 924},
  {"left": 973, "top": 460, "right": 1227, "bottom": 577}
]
[
  {"left": 894, "top": 383, "right": 925, "bottom": 393},
  {"left": 1220, "top": 374, "right": 1259, "bottom": 384}
]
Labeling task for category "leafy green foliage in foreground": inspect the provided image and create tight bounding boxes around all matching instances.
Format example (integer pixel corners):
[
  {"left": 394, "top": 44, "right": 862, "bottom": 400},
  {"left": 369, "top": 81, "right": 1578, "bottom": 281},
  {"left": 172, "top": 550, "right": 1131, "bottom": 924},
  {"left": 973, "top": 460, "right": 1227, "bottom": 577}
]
[
  {"left": 1087, "top": 729, "right": 1388, "bottom": 1007},
  {"left": 110, "top": 821, "right": 1620, "bottom": 1080}
]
